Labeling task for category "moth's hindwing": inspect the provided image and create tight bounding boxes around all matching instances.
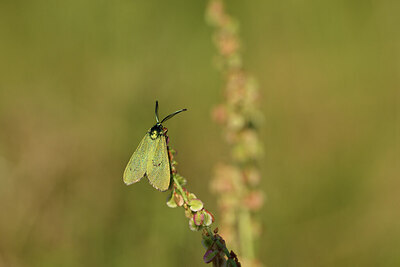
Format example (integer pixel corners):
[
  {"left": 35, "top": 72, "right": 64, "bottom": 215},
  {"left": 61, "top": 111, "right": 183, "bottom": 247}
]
[
  {"left": 123, "top": 134, "right": 151, "bottom": 185},
  {"left": 146, "top": 134, "right": 171, "bottom": 191}
]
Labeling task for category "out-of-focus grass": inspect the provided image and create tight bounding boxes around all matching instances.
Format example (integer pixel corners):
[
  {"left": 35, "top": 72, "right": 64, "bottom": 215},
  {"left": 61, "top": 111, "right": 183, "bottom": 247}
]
[{"left": 0, "top": 1, "right": 399, "bottom": 266}]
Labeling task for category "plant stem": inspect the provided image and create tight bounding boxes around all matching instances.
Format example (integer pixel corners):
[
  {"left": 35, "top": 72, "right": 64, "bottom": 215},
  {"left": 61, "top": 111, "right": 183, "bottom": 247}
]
[
  {"left": 238, "top": 208, "right": 254, "bottom": 260},
  {"left": 173, "top": 175, "right": 188, "bottom": 203},
  {"left": 165, "top": 131, "right": 241, "bottom": 266}
]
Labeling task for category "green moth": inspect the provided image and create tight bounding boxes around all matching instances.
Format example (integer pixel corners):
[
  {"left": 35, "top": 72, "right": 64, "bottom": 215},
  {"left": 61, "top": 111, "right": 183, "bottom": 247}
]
[{"left": 123, "top": 101, "right": 187, "bottom": 191}]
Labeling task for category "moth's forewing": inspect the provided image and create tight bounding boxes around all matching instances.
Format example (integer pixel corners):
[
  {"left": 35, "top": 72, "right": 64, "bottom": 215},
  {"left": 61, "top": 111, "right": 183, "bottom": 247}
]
[
  {"left": 123, "top": 134, "right": 151, "bottom": 185},
  {"left": 146, "top": 135, "right": 171, "bottom": 191}
]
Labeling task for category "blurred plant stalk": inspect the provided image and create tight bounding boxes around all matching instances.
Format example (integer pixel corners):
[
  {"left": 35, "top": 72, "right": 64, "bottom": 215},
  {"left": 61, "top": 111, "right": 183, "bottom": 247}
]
[{"left": 206, "top": 1, "right": 264, "bottom": 266}]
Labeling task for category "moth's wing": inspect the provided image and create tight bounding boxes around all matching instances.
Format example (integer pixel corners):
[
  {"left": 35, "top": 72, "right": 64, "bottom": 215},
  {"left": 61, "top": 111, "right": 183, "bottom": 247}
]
[
  {"left": 123, "top": 134, "right": 152, "bottom": 185},
  {"left": 146, "top": 135, "right": 171, "bottom": 191}
]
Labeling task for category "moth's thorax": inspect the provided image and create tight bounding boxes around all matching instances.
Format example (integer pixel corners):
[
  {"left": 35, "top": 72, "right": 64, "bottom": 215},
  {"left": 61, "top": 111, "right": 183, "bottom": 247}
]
[{"left": 149, "top": 123, "right": 164, "bottom": 140}]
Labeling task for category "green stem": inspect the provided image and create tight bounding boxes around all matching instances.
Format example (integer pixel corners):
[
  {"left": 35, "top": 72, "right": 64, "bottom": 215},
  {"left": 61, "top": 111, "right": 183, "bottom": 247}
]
[
  {"left": 205, "top": 227, "right": 230, "bottom": 259},
  {"left": 238, "top": 208, "right": 255, "bottom": 260},
  {"left": 172, "top": 175, "right": 188, "bottom": 203},
  {"left": 167, "top": 134, "right": 240, "bottom": 265}
]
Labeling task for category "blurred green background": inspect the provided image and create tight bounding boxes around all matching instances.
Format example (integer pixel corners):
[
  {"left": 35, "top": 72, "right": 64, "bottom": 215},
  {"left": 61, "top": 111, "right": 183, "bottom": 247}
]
[{"left": 0, "top": 0, "right": 399, "bottom": 266}]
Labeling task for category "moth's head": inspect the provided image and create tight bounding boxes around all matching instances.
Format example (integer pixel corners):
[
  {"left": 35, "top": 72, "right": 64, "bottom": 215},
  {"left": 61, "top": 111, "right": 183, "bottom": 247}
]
[{"left": 149, "top": 123, "right": 164, "bottom": 140}]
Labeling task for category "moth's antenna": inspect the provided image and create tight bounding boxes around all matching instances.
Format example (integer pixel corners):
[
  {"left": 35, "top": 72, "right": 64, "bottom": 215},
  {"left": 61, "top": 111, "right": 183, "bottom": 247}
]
[
  {"left": 155, "top": 101, "right": 160, "bottom": 123},
  {"left": 161, "top": 108, "right": 187, "bottom": 123}
]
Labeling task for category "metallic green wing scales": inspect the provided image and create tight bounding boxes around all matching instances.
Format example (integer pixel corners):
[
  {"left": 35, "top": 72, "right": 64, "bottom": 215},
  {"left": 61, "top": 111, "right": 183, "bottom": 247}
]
[
  {"left": 123, "top": 132, "right": 171, "bottom": 191},
  {"left": 123, "top": 134, "right": 151, "bottom": 185},
  {"left": 146, "top": 135, "right": 171, "bottom": 191}
]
